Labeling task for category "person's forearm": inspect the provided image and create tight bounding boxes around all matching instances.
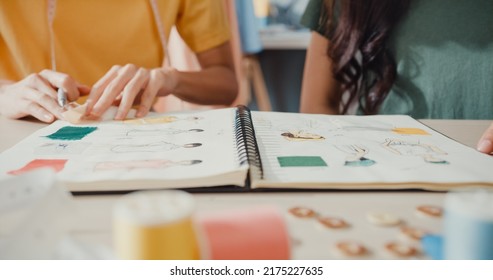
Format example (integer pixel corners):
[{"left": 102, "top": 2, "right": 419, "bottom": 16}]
[
  {"left": 300, "top": 32, "right": 341, "bottom": 115},
  {"left": 170, "top": 66, "right": 238, "bottom": 105}
]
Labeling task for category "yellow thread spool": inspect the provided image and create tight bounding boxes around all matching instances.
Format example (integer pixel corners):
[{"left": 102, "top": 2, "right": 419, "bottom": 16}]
[
  {"left": 253, "top": 0, "right": 270, "bottom": 18},
  {"left": 113, "top": 190, "right": 199, "bottom": 260}
]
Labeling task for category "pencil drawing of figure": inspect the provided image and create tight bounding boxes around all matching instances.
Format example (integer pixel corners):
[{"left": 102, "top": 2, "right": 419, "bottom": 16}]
[
  {"left": 381, "top": 139, "right": 449, "bottom": 164},
  {"left": 111, "top": 141, "right": 202, "bottom": 153},
  {"left": 125, "top": 128, "right": 204, "bottom": 137},
  {"left": 336, "top": 145, "right": 376, "bottom": 167},
  {"left": 94, "top": 159, "right": 202, "bottom": 171},
  {"left": 123, "top": 115, "right": 203, "bottom": 124},
  {"left": 281, "top": 130, "right": 325, "bottom": 141}
]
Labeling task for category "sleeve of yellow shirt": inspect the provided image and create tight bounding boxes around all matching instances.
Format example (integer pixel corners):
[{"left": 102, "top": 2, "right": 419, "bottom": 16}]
[{"left": 176, "top": 0, "right": 231, "bottom": 53}]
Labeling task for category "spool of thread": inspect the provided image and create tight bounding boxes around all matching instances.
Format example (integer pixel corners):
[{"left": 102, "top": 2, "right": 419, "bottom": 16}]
[
  {"left": 253, "top": 0, "right": 269, "bottom": 28},
  {"left": 113, "top": 190, "right": 199, "bottom": 260},
  {"left": 444, "top": 188, "right": 493, "bottom": 260},
  {"left": 197, "top": 206, "right": 290, "bottom": 260}
]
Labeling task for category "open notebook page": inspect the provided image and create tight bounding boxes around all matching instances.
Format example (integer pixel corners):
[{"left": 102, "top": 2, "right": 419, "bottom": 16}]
[
  {"left": 251, "top": 111, "right": 493, "bottom": 190},
  {"left": 0, "top": 108, "right": 248, "bottom": 192}
]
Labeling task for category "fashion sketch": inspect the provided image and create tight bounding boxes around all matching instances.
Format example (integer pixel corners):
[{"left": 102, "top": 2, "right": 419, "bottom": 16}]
[
  {"left": 281, "top": 130, "right": 325, "bottom": 141},
  {"left": 94, "top": 159, "right": 202, "bottom": 171},
  {"left": 336, "top": 145, "right": 376, "bottom": 167},
  {"left": 381, "top": 139, "right": 449, "bottom": 164},
  {"left": 123, "top": 115, "right": 203, "bottom": 124},
  {"left": 125, "top": 128, "right": 204, "bottom": 137},
  {"left": 111, "top": 141, "right": 202, "bottom": 153}
]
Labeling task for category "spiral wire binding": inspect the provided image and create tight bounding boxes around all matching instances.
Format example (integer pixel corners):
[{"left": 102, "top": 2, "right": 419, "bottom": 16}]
[{"left": 234, "top": 106, "right": 264, "bottom": 181}]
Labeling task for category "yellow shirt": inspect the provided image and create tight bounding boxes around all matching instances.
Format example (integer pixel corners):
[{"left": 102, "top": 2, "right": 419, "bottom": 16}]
[{"left": 0, "top": 0, "right": 230, "bottom": 86}]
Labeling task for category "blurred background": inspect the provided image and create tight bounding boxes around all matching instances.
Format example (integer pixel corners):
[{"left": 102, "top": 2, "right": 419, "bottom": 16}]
[{"left": 247, "top": 0, "right": 310, "bottom": 112}]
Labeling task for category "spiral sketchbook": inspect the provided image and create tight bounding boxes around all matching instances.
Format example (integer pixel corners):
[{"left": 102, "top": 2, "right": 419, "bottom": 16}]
[{"left": 1, "top": 106, "right": 493, "bottom": 192}]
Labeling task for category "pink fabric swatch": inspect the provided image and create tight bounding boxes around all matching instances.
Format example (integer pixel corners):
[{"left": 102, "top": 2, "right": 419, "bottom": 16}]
[{"left": 8, "top": 159, "right": 68, "bottom": 175}]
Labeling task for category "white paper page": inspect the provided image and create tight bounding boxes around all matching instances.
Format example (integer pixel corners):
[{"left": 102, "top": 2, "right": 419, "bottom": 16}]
[
  {"left": 0, "top": 108, "right": 247, "bottom": 191},
  {"left": 251, "top": 112, "right": 493, "bottom": 189}
]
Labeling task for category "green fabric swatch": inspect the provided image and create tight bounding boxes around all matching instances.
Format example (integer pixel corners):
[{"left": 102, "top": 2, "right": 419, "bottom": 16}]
[
  {"left": 277, "top": 156, "right": 327, "bottom": 167},
  {"left": 46, "top": 126, "right": 97, "bottom": 140}
]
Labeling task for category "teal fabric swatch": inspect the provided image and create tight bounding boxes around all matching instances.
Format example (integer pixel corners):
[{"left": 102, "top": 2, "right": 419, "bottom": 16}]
[
  {"left": 46, "top": 126, "right": 97, "bottom": 141},
  {"left": 277, "top": 156, "right": 328, "bottom": 167}
]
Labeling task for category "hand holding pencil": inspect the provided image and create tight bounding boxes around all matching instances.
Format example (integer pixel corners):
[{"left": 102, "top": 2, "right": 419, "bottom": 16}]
[
  {"left": 0, "top": 70, "right": 89, "bottom": 123},
  {"left": 57, "top": 87, "right": 68, "bottom": 109}
]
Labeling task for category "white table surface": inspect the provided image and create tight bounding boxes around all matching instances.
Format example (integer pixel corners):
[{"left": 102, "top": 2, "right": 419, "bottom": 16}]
[{"left": 0, "top": 116, "right": 491, "bottom": 259}]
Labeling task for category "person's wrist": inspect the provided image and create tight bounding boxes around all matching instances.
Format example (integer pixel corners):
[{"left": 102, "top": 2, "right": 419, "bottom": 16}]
[{"left": 161, "top": 67, "right": 178, "bottom": 93}]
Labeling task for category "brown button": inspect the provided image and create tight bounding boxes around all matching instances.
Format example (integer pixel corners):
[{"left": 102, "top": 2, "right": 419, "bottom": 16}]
[
  {"left": 336, "top": 241, "right": 368, "bottom": 257},
  {"left": 289, "top": 207, "right": 317, "bottom": 218},
  {"left": 400, "top": 226, "right": 428, "bottom": 240},
  {"left": 317, "top": 216, "right": 349, "bottom": 229},
  {"left": 385, "top": 242, "right": 419, "bottom": 257},
  {"left": 416, "top": 205, "right": 443, "bottom": 218}
]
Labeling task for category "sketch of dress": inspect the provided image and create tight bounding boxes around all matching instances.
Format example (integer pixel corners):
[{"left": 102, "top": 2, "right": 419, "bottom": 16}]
[
  {"left": 94, "top": 159, "right": 202, "bottom": 171},
  {"left": 381, "top": 139, "right": 449, "bottom": 164},
  {"left": 336, "top": 145, "right": 376, "bottom": 167},
  {"left": 111, "top": 141, "right": 202, "bottom": 153},
  {"left": 123, "top": 115, "right": 203, "bottom": 124},
  {"left": 125, "top": 128, "right": 204, "bottom": 137},
  {"left": 281, "top": 130, "right": 325, "bottom": 141}
]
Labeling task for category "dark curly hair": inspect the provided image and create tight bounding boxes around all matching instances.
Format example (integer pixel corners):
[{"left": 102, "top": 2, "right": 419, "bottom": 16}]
[{"left": 323, "top": 0, "right": 411, "bottom": 114}]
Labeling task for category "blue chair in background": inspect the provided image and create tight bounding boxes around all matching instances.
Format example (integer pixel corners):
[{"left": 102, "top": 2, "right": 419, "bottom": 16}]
[{"left": 236, "top": 0, "right": 272, "bottom": 111}]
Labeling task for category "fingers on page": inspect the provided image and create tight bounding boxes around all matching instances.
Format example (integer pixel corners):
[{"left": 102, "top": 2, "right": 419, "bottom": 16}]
[
  {"left": 85, "top": 65, "right": 120, "bottom": 115},
  {"left": 477, "top": 123, "right": 493, "bottom": 154},
  {"left": 116, "top": 68, "right": 150, "bottom": 120},
  {"left": 24, "top": 87, "right": 63, "bottom": 120},
  {"left": 137, "top": 69, "right": 164, "bottom": 118},
  {"left": 89, "top": 64, "right": 138, "bottom": 118},
  {"left": 38, "top": 70, "right": 79, "bottom": 102}
]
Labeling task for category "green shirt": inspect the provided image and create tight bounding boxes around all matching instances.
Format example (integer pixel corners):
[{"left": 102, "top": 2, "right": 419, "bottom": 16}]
[{"left": 301, "top": 0, "right": 493, "bottom": 119}]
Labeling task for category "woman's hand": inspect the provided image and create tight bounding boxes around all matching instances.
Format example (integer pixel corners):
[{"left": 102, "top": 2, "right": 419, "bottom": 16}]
[
  {"left": 0, "top": 70, "right": 86, "bottom": 123},
  {"left": 477, "top": 122, "right": 493, "bottom": 154},
  {"left": 84, "top": 42, "right": 238, "bottom": 120},
  {"left": 84, "top": 64, "right": 177, "bottom": 120}
]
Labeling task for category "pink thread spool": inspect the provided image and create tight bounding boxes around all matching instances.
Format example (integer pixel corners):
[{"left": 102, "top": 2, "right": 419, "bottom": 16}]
[{"left": 197, "top": 206, "right": 290, "bottom": 260}]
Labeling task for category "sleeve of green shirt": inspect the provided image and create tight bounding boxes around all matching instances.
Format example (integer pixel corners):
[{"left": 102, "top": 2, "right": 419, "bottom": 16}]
[{"left": 300, "top": 0, "right": 328, "bottom": 36}]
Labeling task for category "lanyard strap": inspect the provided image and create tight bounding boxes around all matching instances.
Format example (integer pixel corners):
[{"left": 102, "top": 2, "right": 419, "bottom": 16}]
[
  {"left": 149, "top": 0, "right": 171, "bottom": 67},
  {"left": 47, "top": 0, "right": 57, "bottom": 71},
  {"left": 46, "top": 0, "right": 170, "bottom": 72}
]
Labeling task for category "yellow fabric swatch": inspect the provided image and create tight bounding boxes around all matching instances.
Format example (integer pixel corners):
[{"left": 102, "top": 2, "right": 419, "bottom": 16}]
[{"left": 392, "top": 127, "right": 430, "bottom": 135}]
